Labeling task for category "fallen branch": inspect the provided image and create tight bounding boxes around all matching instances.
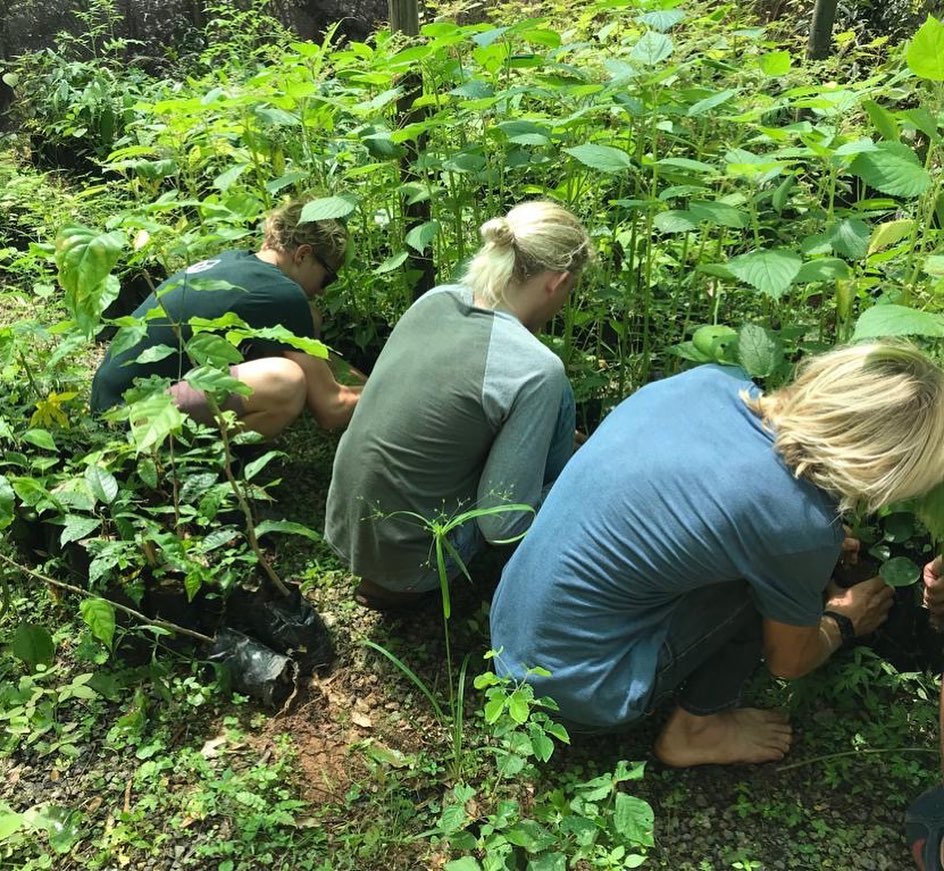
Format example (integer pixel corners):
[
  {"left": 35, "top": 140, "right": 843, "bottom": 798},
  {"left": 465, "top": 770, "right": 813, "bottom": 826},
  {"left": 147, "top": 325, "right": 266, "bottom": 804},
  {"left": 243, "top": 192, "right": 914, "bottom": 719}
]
[
  {"left": 778, "top": 746, "right": 937, "bottom": 772},
  {"left": 0, "top": 551, "right": 215, "bottom": 644}
]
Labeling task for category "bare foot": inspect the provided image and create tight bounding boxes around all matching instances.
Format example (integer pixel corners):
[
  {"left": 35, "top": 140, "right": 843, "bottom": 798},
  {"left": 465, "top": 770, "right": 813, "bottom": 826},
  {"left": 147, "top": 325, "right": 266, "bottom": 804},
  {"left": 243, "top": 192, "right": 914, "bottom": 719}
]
[{"left": 654, "top": 706, "right": 792, "bottom": 767}]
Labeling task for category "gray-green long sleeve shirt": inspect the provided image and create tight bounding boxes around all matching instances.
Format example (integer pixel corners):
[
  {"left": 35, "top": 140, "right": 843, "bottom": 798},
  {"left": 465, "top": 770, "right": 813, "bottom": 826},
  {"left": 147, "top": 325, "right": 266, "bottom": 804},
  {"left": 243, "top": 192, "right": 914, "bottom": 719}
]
[{"left": 325, "top": 284, "right": 572, "bottom": 591}]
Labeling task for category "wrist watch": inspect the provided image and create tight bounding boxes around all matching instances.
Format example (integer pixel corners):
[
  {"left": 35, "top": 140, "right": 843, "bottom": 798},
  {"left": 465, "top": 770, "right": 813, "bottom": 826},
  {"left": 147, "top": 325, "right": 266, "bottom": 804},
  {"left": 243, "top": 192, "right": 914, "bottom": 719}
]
[{"left": 823, "top": 610, "right": 856, "bottom": 650}]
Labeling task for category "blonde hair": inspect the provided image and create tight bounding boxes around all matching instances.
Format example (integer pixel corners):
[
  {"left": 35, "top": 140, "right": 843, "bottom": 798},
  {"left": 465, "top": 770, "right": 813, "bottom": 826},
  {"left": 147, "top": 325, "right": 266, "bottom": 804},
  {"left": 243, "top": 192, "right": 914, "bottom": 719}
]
[
  {"left": 460, "top": 201, "right": 592, "bottom": 308},
  {"left": 744, "top": 342, "right": 944, "bottom": 513},
  {"left": 262, "top": 198, "right": 348, "bottom": 270}
]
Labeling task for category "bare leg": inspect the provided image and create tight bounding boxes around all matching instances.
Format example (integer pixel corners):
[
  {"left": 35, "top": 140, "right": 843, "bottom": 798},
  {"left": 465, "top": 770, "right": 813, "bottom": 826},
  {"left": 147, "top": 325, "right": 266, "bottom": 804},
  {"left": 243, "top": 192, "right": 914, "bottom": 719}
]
[
  {"left": 654, "top": 705, "right": 792, "bottom": 767},
  {"left": 233, "top": 358, "right": 307, "bottom": 439}
]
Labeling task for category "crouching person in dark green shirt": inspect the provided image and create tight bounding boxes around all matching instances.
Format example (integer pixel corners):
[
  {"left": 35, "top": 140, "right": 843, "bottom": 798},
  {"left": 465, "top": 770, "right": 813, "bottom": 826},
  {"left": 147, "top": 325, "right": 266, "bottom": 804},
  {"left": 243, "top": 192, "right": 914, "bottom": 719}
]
[{"left": 90, "top": 198, "right": 362, "bottom": 438}]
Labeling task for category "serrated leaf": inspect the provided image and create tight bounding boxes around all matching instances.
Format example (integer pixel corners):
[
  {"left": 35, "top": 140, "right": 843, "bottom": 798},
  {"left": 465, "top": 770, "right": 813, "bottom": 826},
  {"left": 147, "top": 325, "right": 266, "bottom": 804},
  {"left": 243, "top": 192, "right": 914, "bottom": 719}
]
[
  {"left": 880, "top": 556, "right": 921, "bottom": 587},
  {"left": 794, "top": 258, "right": 851, "bottom": 283},
  {"left": 653, "top": 211, "right": 697, "bottom": 234},
  {"left": 630, "top": 31, "right": 673, "bottom": 65},
  {"left": 868, "top": 219, "right": 915, "bottom": 254},
  {"left": 405, "top": 220, "right": 441, "bottom": 254},
  {"left": 299, "top": 196, "right": 357, "bottom": 222},
  {"left": 254, "top": 519, "right": 321, "bottom": 542},
  {"left": 638, "top": 9, "right": 685, "bottom": 31},
  {"left": 55, "top": 225, "right": 124, "bottom": 296},
  {"left": 727, "top": 248, "right": 802, "bottom": 299},
  {"left": 758, "top": 51, "right": 791, "bottom": 76},
  {"left": 737, "top": 324, "right": 783, "bottom": 378},
  {"left": 850, "top": 141, "right": 931, "bottom": 198},
  {"left": 85, "top": 466, "right": 118, "bottom": 505},
  {"left": 687, "top": 88, "right": 738, "bottom": 117},
  {"left": 11, "top": 623, "right": 55, "bottom": 668},
  {"left": 907, "top": 16, "right": 944, "bottom": 80},
  {"left": 80, "top": 598, "right": 115, "bottom": 647},
  {"left": 862, "top": 99, "right": 900, "bottom": 142},
  {"left": 852, "top": 304, "right": 944, "bottom": 340},
  {"left": 213, "top": 163, "right": 249, "bottom": 192},
  {"left": 563, "top": 144, "right": 633, "bottom": 173},
  {"left": 828, "top": 219, "right": 870, "bottom": 260},
  {"left": 688, "top": 201, "right": 747, "bottom": 228},
  {"left": 614, "top": 792, "right": 655, "bottom": 844}
]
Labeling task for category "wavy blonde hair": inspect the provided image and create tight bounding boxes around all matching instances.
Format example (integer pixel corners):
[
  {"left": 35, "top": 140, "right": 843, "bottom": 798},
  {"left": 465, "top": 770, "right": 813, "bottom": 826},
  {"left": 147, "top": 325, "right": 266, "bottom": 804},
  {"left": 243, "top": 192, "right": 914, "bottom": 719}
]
[
  {"left": 744, "top": 342, "right": 944, "bottom": 513},
  {"left": 460, "top": 201, "right": 592, "bottom": 308},
  {"left": 262, "top": 198, "right": 348, "bottom": 270}
]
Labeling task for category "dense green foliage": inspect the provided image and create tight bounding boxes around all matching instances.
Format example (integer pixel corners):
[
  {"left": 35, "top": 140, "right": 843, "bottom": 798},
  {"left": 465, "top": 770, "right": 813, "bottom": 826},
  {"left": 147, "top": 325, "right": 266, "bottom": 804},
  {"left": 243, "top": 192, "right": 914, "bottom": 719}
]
[{"left": 2, "top": 0, "right": 944, "bottom": 867}]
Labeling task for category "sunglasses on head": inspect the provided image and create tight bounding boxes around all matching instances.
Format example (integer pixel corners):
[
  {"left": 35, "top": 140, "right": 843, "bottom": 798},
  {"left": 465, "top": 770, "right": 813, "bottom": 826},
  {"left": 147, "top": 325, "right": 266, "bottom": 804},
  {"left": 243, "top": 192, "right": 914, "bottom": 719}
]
[{"left": 312, "top": 252, "right": 338, "bottom": 288}]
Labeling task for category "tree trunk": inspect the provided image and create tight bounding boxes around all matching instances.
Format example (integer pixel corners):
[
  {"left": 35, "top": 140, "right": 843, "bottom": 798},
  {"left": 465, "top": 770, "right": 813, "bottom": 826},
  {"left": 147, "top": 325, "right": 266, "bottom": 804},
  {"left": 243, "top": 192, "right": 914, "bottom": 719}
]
[
  {"left": 388, "top": 0, "right": 435, "bottom": 300},
  {"left": 807, "top": 0, "right": 838, "bottom": 60}
]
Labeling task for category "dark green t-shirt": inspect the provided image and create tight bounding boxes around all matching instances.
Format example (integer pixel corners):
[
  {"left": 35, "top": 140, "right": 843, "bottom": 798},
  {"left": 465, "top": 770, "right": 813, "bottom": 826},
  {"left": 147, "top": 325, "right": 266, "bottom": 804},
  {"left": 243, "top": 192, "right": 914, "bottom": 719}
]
[{"left": 90, "top": 250, "right": 315, "bottom": 411}]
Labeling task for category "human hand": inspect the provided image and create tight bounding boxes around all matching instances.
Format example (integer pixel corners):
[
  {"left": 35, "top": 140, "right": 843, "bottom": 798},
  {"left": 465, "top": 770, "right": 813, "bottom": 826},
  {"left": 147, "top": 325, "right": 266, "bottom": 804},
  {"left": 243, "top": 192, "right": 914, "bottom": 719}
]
[
  {"left": 922, "top": 556, "right": 944, "bottom": 631},
  {"left": 826, "top": 576, "right": 894, "bottom": 637},
  {"left": 840, "top": 524, "right": 860, "bottom": 567},
  {"left": 573, "top": 429, "right": 588, "bottom": 450}
]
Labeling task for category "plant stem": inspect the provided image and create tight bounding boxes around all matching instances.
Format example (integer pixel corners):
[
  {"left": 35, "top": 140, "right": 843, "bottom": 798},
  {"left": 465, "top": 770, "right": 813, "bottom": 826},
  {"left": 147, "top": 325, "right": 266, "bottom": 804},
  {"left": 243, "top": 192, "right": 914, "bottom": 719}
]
[
  {"left": 0, "top": 551, "right": 215, "bottom": 644},
  {"left": 777, "top": 746, "right": 936, "bottom": 772}
]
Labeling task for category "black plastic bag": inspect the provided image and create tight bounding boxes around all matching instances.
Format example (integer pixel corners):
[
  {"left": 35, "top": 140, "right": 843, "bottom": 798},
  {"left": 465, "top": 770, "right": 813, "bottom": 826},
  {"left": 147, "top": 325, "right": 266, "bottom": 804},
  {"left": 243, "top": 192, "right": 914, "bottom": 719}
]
[{"left": 207, "top": 627, "right": 298, "bottom": 710}]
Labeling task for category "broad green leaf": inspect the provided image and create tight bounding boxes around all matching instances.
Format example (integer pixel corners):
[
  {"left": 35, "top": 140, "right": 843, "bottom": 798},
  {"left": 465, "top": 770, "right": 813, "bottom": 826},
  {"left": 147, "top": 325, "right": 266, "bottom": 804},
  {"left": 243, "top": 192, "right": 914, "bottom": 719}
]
[
  {"left": 374, "top": 251, "right": 409, "bottom": 275},
  {"left": 85, "top": 466, "right": 119, "bottom": 505},
  {"left": 132, "top": 344, "right": 176, "bottom": 365},
  {"left": 254, "top": 519, "right": 321, "bottom": 542},
  {"left": 868, "top": 219, "right": 915, "bottom": 254},
  {"left": 11, "top": 623, "right": 55, "bottom": 668},
  {"left": 828, "top": 219, "right": 870, "bottom": 260},
  {"left": 55, "top": 225, "right": 124, "bottom": 296},
  {"left": 653, "top": 211, "right": 697, "bottom": 234},
  {"left": 0, "top": 475, "right": 13, "bottom": 530},
  {"left": 883, "top": 512, "right": 915, "bottom": 543},
  {"left": 445, "top": 859, "right": 482, "bottom": 871},
  {"left": 129, "top": 393, "right": 185, "bottom": 454},
  {"left": 772, "top": 175, "right": 794, "bottom": 214},
  {"left": 405, "top": 220, "right": 441, "bottom": 254},
  {"left": 527, "top": 854, "right": 566, "bottom": 871},
  {"left": 925, "top": 255, "right": 944, "bottom": 276},
  {"left": 693, "top": 325, "right": 737, "bottom": 361},
  {"left": 794, "top": 258, "right": 851, "bottom": 283},
  {"left": 614, "top": 792, "right": 655, "bottom": 845},
  {"left": 0, "top": 809, "right": 23, "bottom": 841},
  {"left": 26, "top": 806, "right": 83, "bottom": 854},
  {"left": 630, "top": 31, "right": 673, "bottom": 65},
  {"left": 907, "top": 16, "right": 944, "bottom": 81},
  {"left": 737, "top": 324, "right": 783, "bottom": 378},
  {"left": 688, "top": 201, "right": 747, "bottom": 228},
  {"left": 727, "top": 248, "right": 802, "bottom": 299},
  {"left": 657, "top": 157, "right": 716, "bottom": 174},
  {"left": 852, "top": 304, "right": 944, "bottom": 340},
  {"left": 80, "top": 598, "right": 116, "bottom": 647},
  {"left": 242, "top": 450, "right": 281, "bottom": 481},
  {"left": 184, "top": 366, "right": 252, "bottom": 397},
  {"left": 186, "top": 333, "right": 243, "bottom": 367},
  {"left": 850, "top": 141, "right": 931, "bottom": 198},
  {"left": 687, "top": 88, "right": 737, "bottom": 117},
  {"left": 61, "top": 515, "right": 101, "bottom": 546},
  {"left": 880, "top": 556, "right": 921, "bottom": 587},
  {"left": 638, "top": 9, "right": 685, "bottom": 30},
  {"left": 1, "top": 72, "right": 18, "bottom": 87},
  {"left": 213, "top": 163, "right": 249, "bottom": 192},
  {"left": 862, "top": 100, "right": 900, "bottom": 142},
  {"left": 563, "top": 144, "right": 632, "bottom": 173},
  {"left": 758, "top": 51, "right": 791, "bottom": 76},
  {"left": 22, "top": 429, "right": 57, "bottom": 452},
  {"left": 300, "top": 196, "right": 358, "bottom": 222}
]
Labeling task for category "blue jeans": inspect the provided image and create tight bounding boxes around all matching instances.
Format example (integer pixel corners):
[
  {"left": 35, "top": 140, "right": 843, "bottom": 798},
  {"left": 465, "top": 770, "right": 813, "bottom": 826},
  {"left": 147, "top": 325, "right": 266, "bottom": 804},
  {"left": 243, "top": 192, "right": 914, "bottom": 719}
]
[
  {"left": 648, "top": 580, "right": 764, "bottom": 715},
  {"left": 444, "top": 381, "right": 576, "bottom": 579}
]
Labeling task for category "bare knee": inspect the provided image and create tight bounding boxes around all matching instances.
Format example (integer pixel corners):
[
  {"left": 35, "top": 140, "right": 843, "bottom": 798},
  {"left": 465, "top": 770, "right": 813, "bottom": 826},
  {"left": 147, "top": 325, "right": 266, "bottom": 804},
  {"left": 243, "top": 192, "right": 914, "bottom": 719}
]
[{"left": 235, "top": 358, "right": 306, "bottom": 420}]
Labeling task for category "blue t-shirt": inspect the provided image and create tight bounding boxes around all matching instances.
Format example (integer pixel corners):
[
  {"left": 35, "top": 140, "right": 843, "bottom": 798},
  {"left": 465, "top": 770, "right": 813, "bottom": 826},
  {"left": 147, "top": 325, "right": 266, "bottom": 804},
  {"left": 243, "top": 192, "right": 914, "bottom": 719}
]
[{"left": 489, "top": 364, "right": 843, "bottom": 730}]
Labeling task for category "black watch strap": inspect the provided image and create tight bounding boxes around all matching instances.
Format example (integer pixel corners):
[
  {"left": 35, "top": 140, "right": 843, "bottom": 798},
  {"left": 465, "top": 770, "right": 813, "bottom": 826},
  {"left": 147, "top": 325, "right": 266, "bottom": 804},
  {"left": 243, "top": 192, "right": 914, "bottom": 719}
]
[{"left": 823, "top": 610, "right": 856, "bottom": 650}]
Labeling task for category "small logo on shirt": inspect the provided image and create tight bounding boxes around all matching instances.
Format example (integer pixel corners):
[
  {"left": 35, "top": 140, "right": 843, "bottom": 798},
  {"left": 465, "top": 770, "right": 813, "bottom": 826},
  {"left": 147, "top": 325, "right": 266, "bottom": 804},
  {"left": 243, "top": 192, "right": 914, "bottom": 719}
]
[{"left": 185, "top": 259, "right": 221, "bottom": 275}]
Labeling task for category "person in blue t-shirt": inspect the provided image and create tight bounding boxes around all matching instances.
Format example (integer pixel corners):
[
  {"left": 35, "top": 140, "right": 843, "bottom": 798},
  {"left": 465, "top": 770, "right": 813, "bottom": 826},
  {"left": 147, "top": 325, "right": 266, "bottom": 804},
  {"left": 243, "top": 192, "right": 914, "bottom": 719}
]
[
  {"left": 91, "top": 198, "right": 362, "bottom": 438},
  {"left": 490, "top": 342, "right": 944, "bottom": 768}
]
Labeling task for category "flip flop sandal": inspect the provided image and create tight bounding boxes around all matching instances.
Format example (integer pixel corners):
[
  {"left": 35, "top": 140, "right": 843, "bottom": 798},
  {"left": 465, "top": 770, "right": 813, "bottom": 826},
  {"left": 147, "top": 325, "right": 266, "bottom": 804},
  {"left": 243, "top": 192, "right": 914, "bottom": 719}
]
[{"left": 906, "top": 784, "right": 944, "bottom": 871}]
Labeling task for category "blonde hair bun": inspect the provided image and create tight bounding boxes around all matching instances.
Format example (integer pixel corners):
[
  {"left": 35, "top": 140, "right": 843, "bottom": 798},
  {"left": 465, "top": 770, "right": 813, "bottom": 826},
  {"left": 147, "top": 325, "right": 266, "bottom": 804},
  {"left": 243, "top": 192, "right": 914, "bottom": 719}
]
[{"left": 481, "top": 217, "right": 515, "bottom": 248}]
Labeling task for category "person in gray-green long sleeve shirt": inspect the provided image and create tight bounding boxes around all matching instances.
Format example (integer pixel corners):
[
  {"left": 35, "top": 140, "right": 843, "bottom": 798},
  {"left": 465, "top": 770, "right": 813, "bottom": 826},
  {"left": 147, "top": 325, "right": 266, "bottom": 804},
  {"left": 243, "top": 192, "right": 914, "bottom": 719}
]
[{"left": 325, "top": 201, "right": 592, "bottom": 610}]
